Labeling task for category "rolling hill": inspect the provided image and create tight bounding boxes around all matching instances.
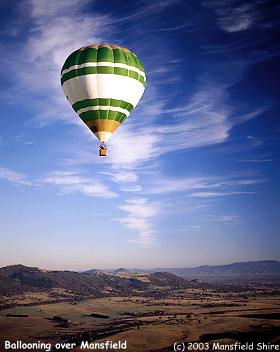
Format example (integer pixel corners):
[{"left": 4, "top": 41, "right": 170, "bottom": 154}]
[
  {"left": 0, "top": 265, "right": 190, "bottom": 297},
  {"left": 150, "top": 260, "right": 280, "bottom": 281},
  {"left": 84, "top": 260, "right": 280, "bottom": 282}
]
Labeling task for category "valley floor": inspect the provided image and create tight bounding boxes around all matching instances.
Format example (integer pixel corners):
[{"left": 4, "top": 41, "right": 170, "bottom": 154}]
[{"left": 0, "top": 286, "right": 279, "bottom": 352}]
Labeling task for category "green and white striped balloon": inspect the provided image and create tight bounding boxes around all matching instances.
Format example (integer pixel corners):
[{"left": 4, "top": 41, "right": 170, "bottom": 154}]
[{"left": 61, "top": 44, "right": 146, "bottom": 143}]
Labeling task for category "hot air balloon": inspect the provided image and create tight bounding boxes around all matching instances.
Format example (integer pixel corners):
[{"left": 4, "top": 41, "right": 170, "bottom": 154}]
[{"left": 61, "top": 44, "right": 146, "bottom": 156}]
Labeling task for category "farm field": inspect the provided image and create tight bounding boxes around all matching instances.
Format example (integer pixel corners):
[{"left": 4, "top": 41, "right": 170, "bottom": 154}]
[{"left": 0, "top": 287, "right": 279, "bottom": 352}]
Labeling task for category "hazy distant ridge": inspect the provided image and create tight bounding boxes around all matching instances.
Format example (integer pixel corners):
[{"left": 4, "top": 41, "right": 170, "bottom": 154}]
[
  {"left": 1, "top": 261, "right": 279, "bottom": 297},
  {"left": 146, "top": 260, "right": 280, "bottom": 280},
  {"left": 0, "top": 264, "right": 189, "bottom": 297},
  {"left": 86, "top": 260, "right": 280, "bottom": 280}
]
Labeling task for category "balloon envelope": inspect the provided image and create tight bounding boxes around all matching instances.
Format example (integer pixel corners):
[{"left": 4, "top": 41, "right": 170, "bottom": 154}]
[{"left": 61, "top": 44, "right": 146, "bottom": 143}]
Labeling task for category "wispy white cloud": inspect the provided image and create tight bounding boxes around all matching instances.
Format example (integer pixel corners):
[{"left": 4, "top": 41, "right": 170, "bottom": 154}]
[
  {"left": 108, "top": 128, "right": 160, "bottom": 167},
  {"left": 102, "top": 83, "right": 265, "bottom": 168},
  {"left": 146, "top": 174, "right": 264, "bottom": 195},
  {"left": 237, "top": 158, "right": 273, "bottom": 163},
  {"left": 191, "top": 191, "right": 255, "bottom": 198},
  {"left": 217, "top": 214, "right": 239, "bottom": 222},
  {"left": 99, "top": 170, "right": 143, "bottom": 193},
  {"left": 204, "top": 1, "right": 257, "bottom": 33},
  {"left": 25, "top": 0, "right": 112, "bottom": 89},
  {"left": 0, "top": 166, "right": 117, "bottom": 199},
  {"left": 147, "top": 176, "right": 214, "bottom": 194},
  {"left": 233, "top": 109, "right": 267, "bottom": 126},
  {"left": 1, "top": 0, "right": 114, "bottom": 127},
  {"left": 120, "top": 185, "right": 143, "bottom": 192},
  {"left": 213, "top": 135, "right": 264, "bottom": 155},
  {"left": 100, "top": 168, "right": 143, "bottom": 192},
  {"left": 100, "top": 171, "right": 139, "bottom": 183},
  {"left": 158, "top": 23, "right": 200, "bottom": 32},
  {"left": 41, "top": 170, "right": 117, "bottom": 199},
  {"left": 117, "top": 198, "right": 161, "bottom": 246},
  {"left": 113, "top": 169, "right": 262, "bottom": 242},
  {"left": 113, "top": 0, "right": 181, "bottom": 24},
  {"left": 14, "top": 135, "right": 34, "bottom": 145},
  {"left": 204, "top": 0, "right": 278, "bottom": 35},
  {"left": 0, "top": 167, "right": 32, "bottom": 186}
]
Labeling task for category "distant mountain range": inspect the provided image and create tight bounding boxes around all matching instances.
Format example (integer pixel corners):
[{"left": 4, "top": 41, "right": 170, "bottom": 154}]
[
  {"left": 85, "top": 260, "right": 280, "bottom": 281},
  {"left": 0, "top": 261, "right": 279, "bottom": 297},
  {"left": 0, "top": 264, "right": 189, "bottom": 297},
  {"left": 154, "top": 260, "right": 280, "bottom": 281},
  {"left": 113, "top": 268, "right": 131, "bottom": 275}
]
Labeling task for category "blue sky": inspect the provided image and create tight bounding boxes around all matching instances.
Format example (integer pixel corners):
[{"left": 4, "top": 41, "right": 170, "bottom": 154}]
[{"left": 0, "top": 0, "right": 279, "bottom": 270}]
